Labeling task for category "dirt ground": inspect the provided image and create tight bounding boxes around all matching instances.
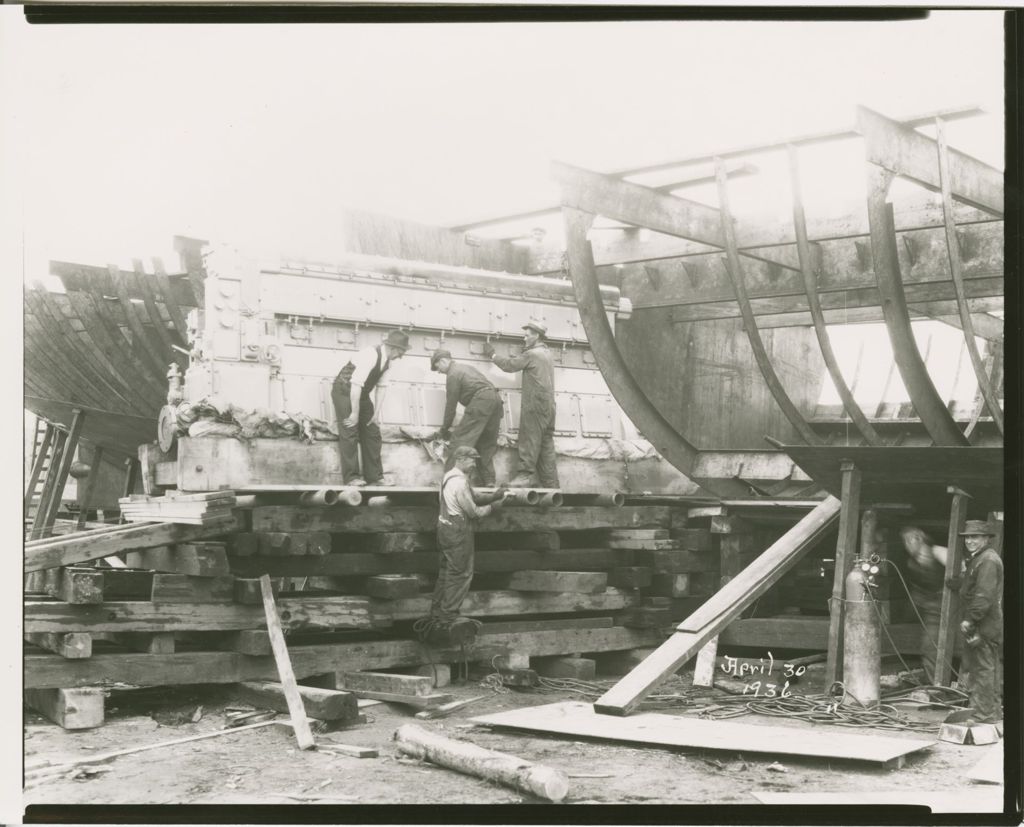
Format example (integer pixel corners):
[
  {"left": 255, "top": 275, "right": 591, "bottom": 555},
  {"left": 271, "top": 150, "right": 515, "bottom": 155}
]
[{"left": 23, "top": 677, "right": 1004, "bottom": 811}]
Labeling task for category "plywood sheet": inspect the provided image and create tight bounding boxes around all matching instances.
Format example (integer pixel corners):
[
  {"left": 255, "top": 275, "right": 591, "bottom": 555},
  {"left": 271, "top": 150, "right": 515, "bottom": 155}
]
[{"left": 472, "top": 701, "right": 934, "bottom": 765}]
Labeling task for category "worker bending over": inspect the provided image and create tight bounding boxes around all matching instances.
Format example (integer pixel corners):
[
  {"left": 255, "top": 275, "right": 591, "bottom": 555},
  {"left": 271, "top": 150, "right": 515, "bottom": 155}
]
[
  {"left": 415, "top": 445, "right": 508, "bottom": 645},
  {"left": 430, "top": 349, "right": 503, "bottom": 487},
  {"left": 899, "top": 526, "right": 947, "bottom": 684},
  {"left": 483, "top": 321, "right": 559, "bottom": 489},
  {"left": 331, "top": 329, "right": 409, "bottom": 486},
  {"left": 955, "top": 520, "right": 1003, "bottom": 724}
]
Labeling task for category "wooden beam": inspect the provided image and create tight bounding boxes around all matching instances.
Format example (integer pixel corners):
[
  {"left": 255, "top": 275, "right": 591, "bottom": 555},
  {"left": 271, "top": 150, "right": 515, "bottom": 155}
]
[
  {"left": 935, "top": 118, "right": 1004, "bottom": 434},
  {"left": 856, "top": 105, "right": 1002, "bottom": 216},
  {"left": 934, "top": 488, "right": 970, "bottom": 685},
  {"left": 25, "top": 518, "right": 239, "bottom": 572},
  {"left": 714, "top": 158, "right": 822, "bottom": 446},
  {"left": 25, "top": 688, "right": 104, "bottom": 730},
  {"left": 593, "top": 496, "right": 841, "bottom": 715},
  {"left": 865, "top": 167, "right": 969, "bottom": 445},
  {"left": 26, "top": 626, "right": 663, "bottom": 689},
  {"left": 825, "top": 462, "right": 861, "bottom": 689},
  {"left": 236, "top": 680, "right": 358, "bottom": 722}
]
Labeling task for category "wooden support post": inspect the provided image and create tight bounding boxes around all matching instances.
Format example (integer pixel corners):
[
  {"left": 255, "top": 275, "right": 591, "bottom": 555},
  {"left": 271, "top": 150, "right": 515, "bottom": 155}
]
[
  {"left": 75, "top": 446, "right": 105, "bottom": 530},
  {"left": 30, "top": 429, "right": 68, "bottom": 540},
  {"left": 120, "top": 457, "right": 140, "bottom": 523},
  {"left": 935, "top": 487, "right": 971, "bottom": 686},
  {"left": 825, "top": 462, "right": 861, "bottom": 690},
  {"left": 258, "top": 575, "right": 315, "bottom": 749}
]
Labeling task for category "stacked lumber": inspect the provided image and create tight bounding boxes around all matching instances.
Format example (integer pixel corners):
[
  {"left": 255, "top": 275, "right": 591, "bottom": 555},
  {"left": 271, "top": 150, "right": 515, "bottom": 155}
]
[{"left": 118, "top": 492, "right": 237, "bottom": 525}]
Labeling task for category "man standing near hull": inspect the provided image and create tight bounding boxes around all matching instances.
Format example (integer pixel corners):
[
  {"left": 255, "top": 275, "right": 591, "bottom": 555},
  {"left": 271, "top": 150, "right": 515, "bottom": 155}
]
[
  {"left": 331, "top": 330, "right": 409, "bottom": 486},
  {"left": 430, "top": 349, "right": 504, "bottom": 487},
  {"left": 484, "top": 321, "right": 559, "bottom": 489},
  {"left": 956, "top": 520, "right": 1003, "bottom": 724}
]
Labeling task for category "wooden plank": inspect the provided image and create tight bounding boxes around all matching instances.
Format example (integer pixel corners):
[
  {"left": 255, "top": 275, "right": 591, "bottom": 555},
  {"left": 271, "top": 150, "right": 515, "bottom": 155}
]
[
  {"left": 935, "top": 489, "right": 970, "bottom": 685},
  {"left": 179, "top": 630, "right": 273, "bottom": 656},
  {"left": 691, "top": 638, "right": 718, "bottom": 688},
  {"left": 377, "top": 589, "right": 636, "bottom": 621},
  {"left": 49, "top": 567, "right": 104, "bottom": 604},
  {"left": 608, "top": 567, "right": 653, "bottom": 589},
  {"left": 363, "top": 575, "right": 420, "bottom": 600},
  {"left": 477, "top": 530, "right": 560, "bottom": 551},
  {"left": 26, "top": 627, "right": 662, "bottom": 689},
  {"left": 634, "top": 549, "right": 718, "bottom": 573},
  {"left": 825, "top": 462, "right": 860, "bottom": 689},
  {"left": 25, "top": 632, "right": 92, "bottom": 659},
  {"left": 336, "top": 671, "right": 434, "bottom": 697},
  {"left": 150, "top": 574, "right": 235, "bottom": 603},
  {"left": 249, "top": 505, "right": 673, "bottom": 534},
  {"left": 26, "top": 519, "right": 238, "bottom": 572},
  {"left": 259, "top": 575, "right": 315, "bottom": 750},
  {"left": 125, "top": 544, "right": 231, "bottom": 577},
  {"left": 478, "top": 616, "right": 613, "bottom": 635},
  {"left": 341, "top": 690, "right": 454, "bottom": 709},
  {"left": 256, "top": 532, "right": 331, "bottom": 556},
  {"left": 856, "top": 105, "right": 1003, "bottom": 215},
  {"left": 474, "top": 700, "right": 934, "bottom": 765},
  {"left": 228, "top": 548, "right": 628, "bottom": 577},
  {"left": 608, "top": 529, "right": 669, "bottom": 540},
  {"left": 594, "top": 496, "right": 841, "bottom": 715},
  {"left": 26, "top": 596, "right": 374, "bottom": 633},
  {"left": 236, "top": 680, "right": 359, "bottom": 722},
  {"left": 24, "top": 687, "right": 104, "bottom": 730},
  {"left": 506, "top": 570, "right": 608, "bottom": 594}
]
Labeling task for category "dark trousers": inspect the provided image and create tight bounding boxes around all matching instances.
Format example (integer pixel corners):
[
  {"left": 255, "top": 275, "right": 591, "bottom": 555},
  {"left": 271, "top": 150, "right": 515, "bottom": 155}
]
[
  {"left": 331, "top": 380, "right": 383, "bottom": 484},
  {"left": 444, "top": 394, "right": 503, "bottom": 487},
  {"left": 431, "top": 516, "right": 474, "bottom": 621},
  {"left": 516, "top": 396, "right": 559, "bottom": 488},
  {"left": 962, "top": 635, "right": 1002, "bottom": 722}
]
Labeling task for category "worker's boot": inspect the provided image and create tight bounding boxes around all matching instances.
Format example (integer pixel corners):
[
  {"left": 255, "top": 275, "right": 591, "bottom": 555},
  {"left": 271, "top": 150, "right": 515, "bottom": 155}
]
[
  {"left": 508, "top": 475, "right": 536, "bottom": 489},
  {"left": 447, "top": 616, "right": 481, "bottom": 646}
]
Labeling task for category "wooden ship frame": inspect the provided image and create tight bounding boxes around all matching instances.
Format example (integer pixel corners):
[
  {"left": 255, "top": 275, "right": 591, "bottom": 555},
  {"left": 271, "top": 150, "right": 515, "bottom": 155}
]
[{"left": 24, "top": 104, "right": 1004, "bottom": 729}]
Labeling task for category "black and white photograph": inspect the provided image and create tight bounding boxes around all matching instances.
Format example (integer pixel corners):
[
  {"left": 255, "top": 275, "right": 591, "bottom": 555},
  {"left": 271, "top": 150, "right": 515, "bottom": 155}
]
[{"left": 5, "top": 5, "right": 1014, "bottom": 821}]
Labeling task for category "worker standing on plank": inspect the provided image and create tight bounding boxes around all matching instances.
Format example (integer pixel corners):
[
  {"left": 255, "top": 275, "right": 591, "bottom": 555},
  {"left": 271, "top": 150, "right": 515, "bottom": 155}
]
[
  {"left": 954, "top": 520, "right": 1003, "bottom": 724},
  {"left": 899, "top": 526, "right": 948, "bottom": 684},
  {"left": 414, "top": 445, "right": 508, "bottom": 645},
  {"left": 430, "top": 349, "right": 504, "bottom": 487},
  {"left": 483, "top": 321, "right": 559, "bottom": 489},
  {"left": 331, "top": 330, "right": 409, "bottom": 487}
]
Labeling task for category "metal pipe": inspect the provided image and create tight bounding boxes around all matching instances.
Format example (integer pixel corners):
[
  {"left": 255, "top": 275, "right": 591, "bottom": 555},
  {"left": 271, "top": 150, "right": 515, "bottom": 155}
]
[
  {"left": 504, "top": 489, "right": 541, "bottom": 506},
  {"left": 299, "top": 488, "right": 340, "bottom": 507},
  {"left": 592, "top": 492, "right": 624, "bottom": 508},
  {"left": 337, "top": 488, "right": 363, "bottom": 507},
  {"left": 537, "top": 492, "right": 564, "bottom": 507},
  {"left": 366, "top": 496, "right": 391, "bottom": 507},
  {"left": 234, "top": 494, "right": 258, "bottom": 508}
]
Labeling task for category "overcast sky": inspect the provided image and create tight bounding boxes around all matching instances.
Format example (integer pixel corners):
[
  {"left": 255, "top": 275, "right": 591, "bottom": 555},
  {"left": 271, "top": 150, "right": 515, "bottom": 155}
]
[{"left": 1, "top": 10, "right": 1005, "bottom": 275}]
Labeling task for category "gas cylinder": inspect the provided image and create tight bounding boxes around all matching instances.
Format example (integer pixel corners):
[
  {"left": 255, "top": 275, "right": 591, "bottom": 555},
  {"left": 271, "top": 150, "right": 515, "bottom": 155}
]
[{"left": 842, "top": 564, "right": 881, "bottom": 707}]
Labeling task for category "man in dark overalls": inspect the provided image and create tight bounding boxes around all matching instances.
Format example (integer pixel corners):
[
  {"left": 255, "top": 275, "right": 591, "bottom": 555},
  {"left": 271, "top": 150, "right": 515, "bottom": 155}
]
[
  {"left": 430, "top": 349, "right": 504, "bottom": 487},
  {"left": 484, "top": 321, "right": 559, "bottom": 489},
  {"left": 331, "top": 330, "right": 409, "bottom": 486},
  {"left": 414, "top": 445, "right": 508, "bottom": 645},
  {"left": 956, "top": 520, "right": 1003, "bottom": 724},
  {"left": 900, "top": 526, "right": 948, "bottom": 684}
]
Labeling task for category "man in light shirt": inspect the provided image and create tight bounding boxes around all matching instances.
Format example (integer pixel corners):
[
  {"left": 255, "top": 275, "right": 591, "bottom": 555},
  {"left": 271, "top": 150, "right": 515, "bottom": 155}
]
[
  {"left": 414, "top": 445, "right": 508, "bottom": 645},
  {"left": 331, "top": 329, "right": 409, "bottom": 486}
]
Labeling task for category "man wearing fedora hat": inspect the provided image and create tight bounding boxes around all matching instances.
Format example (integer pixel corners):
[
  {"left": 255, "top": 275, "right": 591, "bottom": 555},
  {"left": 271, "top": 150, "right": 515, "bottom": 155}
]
[
  {"left": 331, "top": 329, "right": 409, "bottom": 486},
  {"left": 483, "top": 320, "right": 559, "bottom": 489},
  {"left": 430, "top": 349, "right": 503, "bottom": 487},
  {"left": 956, "top": 519, "right": 1003, "bottom": 724}
]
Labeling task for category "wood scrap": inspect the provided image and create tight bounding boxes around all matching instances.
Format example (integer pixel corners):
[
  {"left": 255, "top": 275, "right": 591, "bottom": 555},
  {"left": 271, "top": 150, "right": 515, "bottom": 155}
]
[
  {"left": 119, "top": 492, "right": 236, "bottom": 525},
  {"left": 316, "top": 742, "right": 378, "bottom": 758},
  {"left": 394, "top": 723, "right": 569, "bottom": 802},
  {"left": 414, "top": 695, "right": 491, "bottom": 720},
  {"left": 258, "top": 575, "right": 315, "bottom": 749}
]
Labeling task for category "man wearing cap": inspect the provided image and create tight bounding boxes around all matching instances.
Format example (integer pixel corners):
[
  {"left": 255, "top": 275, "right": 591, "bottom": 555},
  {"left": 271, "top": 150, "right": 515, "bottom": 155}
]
[
  {"left": 414, "top": 445, "right": 508, "bottom": 644},
  {"left": 483, "top": 321, "right": 559, "bottom": 489},
  {"left": 430, "top": 350, "right": 504, "bottom": 487},
  {"left": 955, "top": 520, "right": 1003, "bottom": 723},
  {"left": 331, "top": 330, "right": 409, "bottom": 487}
]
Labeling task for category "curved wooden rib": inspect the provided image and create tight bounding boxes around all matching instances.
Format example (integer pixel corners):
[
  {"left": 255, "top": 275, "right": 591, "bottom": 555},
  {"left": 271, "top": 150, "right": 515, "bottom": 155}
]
[
  {"left": 935, "top": 119, "right": 1003, "bottom": 435},
  {"left": 864, "top": 166, "right": 969, "bottom": 445},
  {"left": 714, "top": 160, "right": 822, "bottom": 446},
  {"left": 562, "top": 206, "right": 748, "bottom": 498},
  {"left": 788, "top": 147, "right": 881, "bottom": 446},
  {"left": 965, "top": 339, "right": 1003, "bottom": 443}
]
